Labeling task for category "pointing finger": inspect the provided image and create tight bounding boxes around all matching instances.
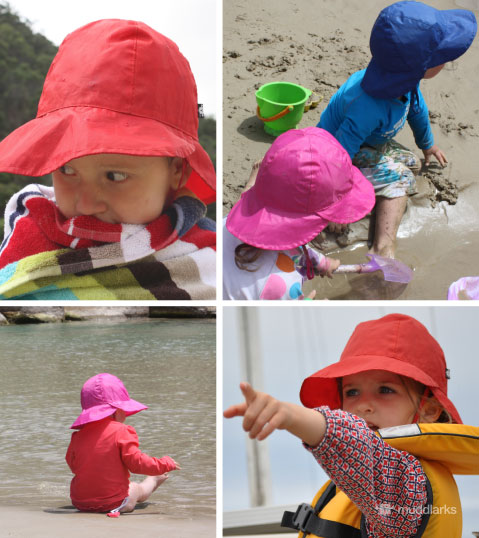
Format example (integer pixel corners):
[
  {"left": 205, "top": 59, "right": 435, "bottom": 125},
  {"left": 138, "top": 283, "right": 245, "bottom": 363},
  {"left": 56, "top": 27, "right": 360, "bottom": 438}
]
[
  {"left": 240, "top": 382, "right": 257, "bottom": 405},
  {"left": 224, "top": 402, "right": 247, "bottom": 418}
]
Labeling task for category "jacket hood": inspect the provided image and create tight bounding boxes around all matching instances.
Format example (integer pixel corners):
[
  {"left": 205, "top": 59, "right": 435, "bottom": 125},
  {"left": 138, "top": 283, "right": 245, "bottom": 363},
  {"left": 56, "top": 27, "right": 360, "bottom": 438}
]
[{"left": 361, "top": 1, "right": 477, "bottom": 99}]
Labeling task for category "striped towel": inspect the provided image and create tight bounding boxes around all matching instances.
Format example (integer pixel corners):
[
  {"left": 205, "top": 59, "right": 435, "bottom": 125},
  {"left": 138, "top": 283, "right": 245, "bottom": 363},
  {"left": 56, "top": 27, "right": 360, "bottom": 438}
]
[{"left": 0, "top": 184, "right": 216, "bottom": 299}]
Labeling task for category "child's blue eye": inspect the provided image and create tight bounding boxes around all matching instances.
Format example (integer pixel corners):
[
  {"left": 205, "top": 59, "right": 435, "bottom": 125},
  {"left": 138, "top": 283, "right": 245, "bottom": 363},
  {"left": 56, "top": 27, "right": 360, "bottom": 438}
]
[
  {"left": 106, "top": 171, "right": 128, "bottom": 182},
  {"left": 379, "top": 386, "right": 395, "bottom": 394},
  {"left": 59, "top": 165, "right": 75, "bottom": 175},
  {"left": 344, "top": 389, "right": 359, "bottom": 398}
]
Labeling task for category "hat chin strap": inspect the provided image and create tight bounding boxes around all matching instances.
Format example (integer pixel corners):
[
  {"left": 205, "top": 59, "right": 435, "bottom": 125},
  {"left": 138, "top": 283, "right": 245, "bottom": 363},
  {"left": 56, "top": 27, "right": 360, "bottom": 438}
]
[
  {"left": 301, "top": 246, "right": 315, "bottom": 281},
  {"left": 412, "top": 387, "right": 431, "bottom": 423}
]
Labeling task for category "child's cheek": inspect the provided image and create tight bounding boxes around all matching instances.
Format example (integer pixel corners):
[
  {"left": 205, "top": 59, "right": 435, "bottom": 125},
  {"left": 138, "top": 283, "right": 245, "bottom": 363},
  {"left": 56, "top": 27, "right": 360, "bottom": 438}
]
[{"left": 52, "top": 179, "right": 73, "bottom": 215}]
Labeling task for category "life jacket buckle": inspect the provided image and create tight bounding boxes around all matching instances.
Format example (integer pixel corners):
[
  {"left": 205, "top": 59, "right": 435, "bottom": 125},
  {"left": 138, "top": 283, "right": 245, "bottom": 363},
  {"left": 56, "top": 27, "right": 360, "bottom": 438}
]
[{"left": 292, "top": 503, "right": 315, "bottom": 532}]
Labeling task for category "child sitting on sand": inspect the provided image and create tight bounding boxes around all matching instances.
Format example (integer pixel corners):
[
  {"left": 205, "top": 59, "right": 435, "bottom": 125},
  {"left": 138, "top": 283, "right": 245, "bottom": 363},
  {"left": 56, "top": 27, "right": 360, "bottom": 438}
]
[
  {"left": 225, "top": 313, "right": 479, "bottom": 536},
  {"left": 66, "top": 373, "right": 180, "bottom": 516},
  {"left": 318, "top": 1, "right": 477, "bottom": 258},
  {"left": 0, "top": 19, "right": 216, "bottom": 300},
  {"left": 223, "top": 127, "right": 375, "bottom": 300}
]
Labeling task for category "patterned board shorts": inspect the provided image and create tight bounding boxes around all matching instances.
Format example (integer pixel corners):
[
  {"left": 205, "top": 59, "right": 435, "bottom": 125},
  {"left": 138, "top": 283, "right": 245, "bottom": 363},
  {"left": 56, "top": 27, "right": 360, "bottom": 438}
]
[{"left": 353, "top": 140, "right": 420, "bottom": 199}]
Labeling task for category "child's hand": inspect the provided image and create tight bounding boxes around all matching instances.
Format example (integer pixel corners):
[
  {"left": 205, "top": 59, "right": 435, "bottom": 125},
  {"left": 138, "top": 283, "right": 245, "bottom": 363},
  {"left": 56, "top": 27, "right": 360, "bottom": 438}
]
[
  {"left": 223, "top": 382, "right": 293, "bottom": 440},
  {"left": 163, "top": 455, "right": 181, "bottom": 470},
  {"left": 327, "top": 222, "right": 348, "bottom": 234},
  {"left": 299, "top": 289, "right": 316, "bottom": 300},
  {"left": 324, "top": 257, "right": 340, "bottom": 278},
  {"left": 423, "top": 145, "right": 448, "bottom": 167},
  {"left": 224, "top": 382, "right": 327, "bottom": 446},
  {"left": 296, "top": 249, "right": 338, "bottom": 280}
]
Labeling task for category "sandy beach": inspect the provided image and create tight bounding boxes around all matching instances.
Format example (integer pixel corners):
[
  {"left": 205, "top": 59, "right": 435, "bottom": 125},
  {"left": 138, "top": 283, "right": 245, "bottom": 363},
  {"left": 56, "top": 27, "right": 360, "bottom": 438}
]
[
  {"left": 0, "top": 506, "right": 215, "bottom": 538},
  {"left": 223, "top": 0, "right": 479, "bottom": 299}
]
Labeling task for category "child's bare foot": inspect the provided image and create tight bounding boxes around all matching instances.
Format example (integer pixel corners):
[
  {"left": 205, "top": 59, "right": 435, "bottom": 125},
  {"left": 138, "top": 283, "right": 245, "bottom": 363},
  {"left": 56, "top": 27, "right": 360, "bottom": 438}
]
[
  {"left": 369, "top": 244, "right": 395, "bottom": 259},
  {"left": 327, "top": 222, "right": 348, "bottom": 234},
  {"left": 122, "top": 474, "right": 170, "bottom": 512},
  {"left": 154, "top": 473, "right": 169, "bottom": 487},
  {"left": 243, "top": 159, "right": 262, "bottom": 192}
]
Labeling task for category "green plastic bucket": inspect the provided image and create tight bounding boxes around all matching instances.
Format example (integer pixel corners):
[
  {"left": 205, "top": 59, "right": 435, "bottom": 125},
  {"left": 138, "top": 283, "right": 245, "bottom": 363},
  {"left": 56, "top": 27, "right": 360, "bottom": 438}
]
[{"left": 255, "top": 81, "right": 312, "bottom": 136}]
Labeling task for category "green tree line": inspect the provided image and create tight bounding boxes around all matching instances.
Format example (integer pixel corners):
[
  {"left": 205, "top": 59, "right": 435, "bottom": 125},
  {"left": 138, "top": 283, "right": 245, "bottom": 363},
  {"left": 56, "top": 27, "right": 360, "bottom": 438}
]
[{"left": 0, "top": 3, "right": 216, "bottom": 230}]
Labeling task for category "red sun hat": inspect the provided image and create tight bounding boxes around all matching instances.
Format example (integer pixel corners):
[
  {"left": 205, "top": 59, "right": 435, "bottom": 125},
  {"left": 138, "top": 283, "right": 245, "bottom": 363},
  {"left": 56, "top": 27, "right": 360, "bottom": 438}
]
[
  {"left": 300, "top": 313, "right": 462, "bottom": 424},
  {"left": 0, "top": 19, "right": 215, "bottom": 204}
]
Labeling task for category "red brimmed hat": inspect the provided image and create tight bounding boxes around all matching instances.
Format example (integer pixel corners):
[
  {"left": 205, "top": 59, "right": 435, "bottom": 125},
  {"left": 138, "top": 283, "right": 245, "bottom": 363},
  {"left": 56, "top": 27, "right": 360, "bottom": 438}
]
[
  {"left": 300, "top": 313, "right": 462, "bottom": 424},
  {"left": 0, "top": 19, "right": 215, "bottom": 204}
]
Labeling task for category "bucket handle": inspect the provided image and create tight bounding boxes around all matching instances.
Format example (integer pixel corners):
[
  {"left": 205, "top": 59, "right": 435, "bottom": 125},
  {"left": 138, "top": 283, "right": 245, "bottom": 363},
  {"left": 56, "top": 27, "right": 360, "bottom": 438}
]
[{"left": 256, "top": 105, "right": 293, "bottom": 122}]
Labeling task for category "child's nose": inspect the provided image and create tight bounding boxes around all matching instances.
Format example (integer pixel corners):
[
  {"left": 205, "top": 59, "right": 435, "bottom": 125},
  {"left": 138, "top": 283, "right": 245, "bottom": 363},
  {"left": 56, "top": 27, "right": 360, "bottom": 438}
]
[
  {"left": 75, "top": 183, "right": 108, "bottom": 216},
  {"left": 355, "top": 395, "right": 374, "bottom": 414}
]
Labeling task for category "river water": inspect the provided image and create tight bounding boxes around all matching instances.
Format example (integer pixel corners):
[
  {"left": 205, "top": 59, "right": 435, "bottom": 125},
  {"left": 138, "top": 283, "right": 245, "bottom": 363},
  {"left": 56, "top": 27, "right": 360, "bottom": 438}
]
[{"left": 0, "top": 317, "right": 216, "bottom": 518}]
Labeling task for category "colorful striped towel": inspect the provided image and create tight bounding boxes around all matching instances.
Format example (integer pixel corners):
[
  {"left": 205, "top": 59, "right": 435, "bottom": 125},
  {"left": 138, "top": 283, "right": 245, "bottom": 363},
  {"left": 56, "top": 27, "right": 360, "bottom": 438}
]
[{"left": 0, "top": 185, "right": 216, "bottom": 299}]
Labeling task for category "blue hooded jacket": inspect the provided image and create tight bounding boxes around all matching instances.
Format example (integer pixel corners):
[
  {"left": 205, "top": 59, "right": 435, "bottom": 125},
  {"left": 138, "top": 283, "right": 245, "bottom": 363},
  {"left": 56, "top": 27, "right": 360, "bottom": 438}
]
[{"left": 318, "top": 1, "right": 477, "bottom": 159}]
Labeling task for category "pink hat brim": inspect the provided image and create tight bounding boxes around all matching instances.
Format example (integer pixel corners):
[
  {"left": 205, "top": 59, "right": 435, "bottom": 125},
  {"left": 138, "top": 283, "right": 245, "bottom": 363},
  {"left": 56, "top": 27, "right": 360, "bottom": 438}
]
[
  {"left": 71, "top": 397, "right": 148, "bottom": 429},
  {"left": 300, "top": 357, "right": 462, "bottom": 424},
  {"left": 0, "top": 106, "right": 216, "bottom": 204},
  {"left": 226, "top": 164, "right": 375, "bottom": 251}
]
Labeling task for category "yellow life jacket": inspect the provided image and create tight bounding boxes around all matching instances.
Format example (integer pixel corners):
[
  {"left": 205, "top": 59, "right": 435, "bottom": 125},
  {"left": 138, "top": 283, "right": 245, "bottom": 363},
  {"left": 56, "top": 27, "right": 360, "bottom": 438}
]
[{"left": 281, "top": 423, "right": 479, "bottom": 538}]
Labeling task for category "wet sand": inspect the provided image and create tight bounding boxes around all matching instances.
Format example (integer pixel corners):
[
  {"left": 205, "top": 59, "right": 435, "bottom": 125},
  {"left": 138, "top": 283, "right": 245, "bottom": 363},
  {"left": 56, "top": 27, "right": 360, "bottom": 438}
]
[
  {"left": 0, "top": 506, "right": 215, "bottom": 538},
  {"left": 223, "top": 0, "right": 479, "bottom": 299}
]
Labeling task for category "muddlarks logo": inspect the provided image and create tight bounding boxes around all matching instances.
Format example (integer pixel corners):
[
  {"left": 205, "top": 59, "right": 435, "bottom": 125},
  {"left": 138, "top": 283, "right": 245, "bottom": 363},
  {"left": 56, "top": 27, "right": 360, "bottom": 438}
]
[{"left": 377, "top": 503, "right": 457, "bottom": 516}]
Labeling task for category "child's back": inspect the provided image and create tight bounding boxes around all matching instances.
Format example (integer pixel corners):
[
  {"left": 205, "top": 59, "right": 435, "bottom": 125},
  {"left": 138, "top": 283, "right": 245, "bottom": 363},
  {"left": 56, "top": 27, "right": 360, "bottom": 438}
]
[
  {"left": 66, "top": 418, "right": 132, "bottom": 512},
  {"left": 319, "top": 69, "right": 432, "bottom": 160}
]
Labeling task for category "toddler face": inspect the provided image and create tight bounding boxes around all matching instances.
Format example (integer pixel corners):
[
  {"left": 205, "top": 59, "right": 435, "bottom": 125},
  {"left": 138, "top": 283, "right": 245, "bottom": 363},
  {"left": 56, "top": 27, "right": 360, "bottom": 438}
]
[
  {"left": 341, "top": 370, "right": 418, "bottom": 430},
  {"left": 52, "top": 154, "right": 185, "bottom": 224}
]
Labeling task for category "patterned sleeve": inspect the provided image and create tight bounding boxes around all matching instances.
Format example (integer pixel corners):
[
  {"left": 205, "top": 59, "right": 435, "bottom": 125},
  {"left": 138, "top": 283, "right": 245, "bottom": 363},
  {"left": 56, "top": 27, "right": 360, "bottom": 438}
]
[{"left": 304, "top": 407, "right": 428, "bottom": 537}]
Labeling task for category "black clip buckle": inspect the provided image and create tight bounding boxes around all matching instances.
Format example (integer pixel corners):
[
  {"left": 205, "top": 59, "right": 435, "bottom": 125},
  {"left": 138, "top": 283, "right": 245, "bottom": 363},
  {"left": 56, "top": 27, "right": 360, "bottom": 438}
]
[{"left": 292, "top": 503, "right": 314, "bottom": 533}]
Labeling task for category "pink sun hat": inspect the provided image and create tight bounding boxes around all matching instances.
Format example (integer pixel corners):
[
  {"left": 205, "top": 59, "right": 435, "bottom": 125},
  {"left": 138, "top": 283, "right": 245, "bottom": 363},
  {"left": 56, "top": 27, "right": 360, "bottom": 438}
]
[
  {"left": 226, "top": 127, "right": 375, "bottom": 250},
  {"left": 71, "top": 373, "right": 148, "bottom": 429}
]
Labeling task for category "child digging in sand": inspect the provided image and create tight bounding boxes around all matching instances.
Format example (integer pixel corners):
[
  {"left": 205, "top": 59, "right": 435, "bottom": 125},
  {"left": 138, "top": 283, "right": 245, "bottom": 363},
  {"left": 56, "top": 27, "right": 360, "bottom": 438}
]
[
  {"left": 66, "top": 373, "right": 180, "bottom": 516},
  {"left": 224, "top": 313, "right": 479, "bottom": 537},
  {"left": 223, "top": 127, "right": 375, "bottom": 300},
  {"left": 0, "top": 19, "right": 216, "bottom": 300},
  {"left": 318, "top": 1, "right": 476, "bottom": 258}
]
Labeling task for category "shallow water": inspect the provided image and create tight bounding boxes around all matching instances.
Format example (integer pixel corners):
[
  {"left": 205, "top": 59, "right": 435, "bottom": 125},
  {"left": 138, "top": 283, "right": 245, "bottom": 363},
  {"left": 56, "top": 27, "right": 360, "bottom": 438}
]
[
  {"left": 306, "top": 187, "right": 479, "bottom": 300},
  {"left": 0, "top": 318, "right": 216, "bottom": 517}
]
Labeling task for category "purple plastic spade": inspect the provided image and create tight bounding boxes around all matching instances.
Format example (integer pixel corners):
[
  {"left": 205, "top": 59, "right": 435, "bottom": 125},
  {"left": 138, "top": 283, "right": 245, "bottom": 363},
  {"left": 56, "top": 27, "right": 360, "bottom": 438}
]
[{"left": 334, "top": 253, "right": 413, "bottom": 283}]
